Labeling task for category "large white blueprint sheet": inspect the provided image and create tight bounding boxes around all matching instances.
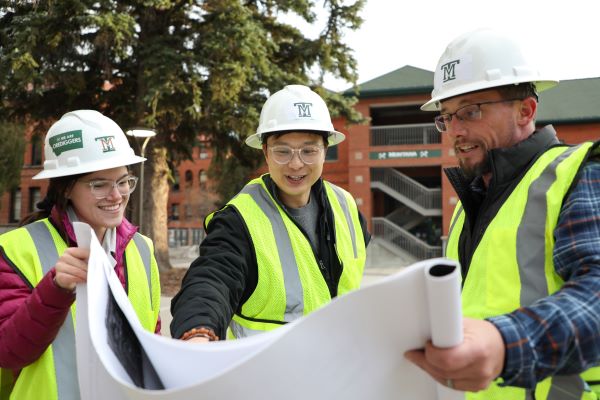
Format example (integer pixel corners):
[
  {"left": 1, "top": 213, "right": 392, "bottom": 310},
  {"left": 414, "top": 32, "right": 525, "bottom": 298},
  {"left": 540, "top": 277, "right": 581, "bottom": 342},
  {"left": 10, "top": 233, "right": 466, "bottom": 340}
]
[{"left": 74, "top": 222, "right": 464, "bottom": 399}]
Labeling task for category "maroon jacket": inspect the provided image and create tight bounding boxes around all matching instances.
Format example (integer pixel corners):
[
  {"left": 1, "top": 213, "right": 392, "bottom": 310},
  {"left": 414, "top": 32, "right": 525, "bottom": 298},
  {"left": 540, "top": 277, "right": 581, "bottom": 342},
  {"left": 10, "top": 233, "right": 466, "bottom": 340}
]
[{"left": 0, "top": 207, "right": 161, "bottom": 375}]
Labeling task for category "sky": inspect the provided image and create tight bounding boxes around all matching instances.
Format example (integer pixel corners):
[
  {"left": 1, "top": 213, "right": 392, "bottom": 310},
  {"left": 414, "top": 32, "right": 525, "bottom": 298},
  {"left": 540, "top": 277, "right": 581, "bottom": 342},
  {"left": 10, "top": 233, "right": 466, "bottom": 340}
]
[{"left": 306, "top": 0, "right": 600, "bottom": 92}]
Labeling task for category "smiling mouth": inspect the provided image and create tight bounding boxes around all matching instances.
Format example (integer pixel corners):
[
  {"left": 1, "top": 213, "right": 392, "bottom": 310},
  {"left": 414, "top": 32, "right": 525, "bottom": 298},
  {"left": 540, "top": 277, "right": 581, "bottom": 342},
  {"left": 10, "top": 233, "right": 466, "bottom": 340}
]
[
  {"left": 99, "top": 204, "right": 121, "bottom": 211},
  {"left": 456, "top": 144, "right": 478, "bottom": 154},
  {"left": 285, "top": 175, "right": 308, "bottom": 183}
]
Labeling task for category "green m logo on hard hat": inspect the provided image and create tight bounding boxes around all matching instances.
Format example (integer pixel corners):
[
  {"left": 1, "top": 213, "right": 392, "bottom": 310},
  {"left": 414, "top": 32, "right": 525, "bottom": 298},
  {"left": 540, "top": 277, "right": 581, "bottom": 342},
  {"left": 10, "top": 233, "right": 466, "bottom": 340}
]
[
  {"left": 441, "top": 60, "right": 460, "bottom": 82},
  {"left": 49, "top": 130, "right": 83, "bottom": 156},
  {"left": 294, "top": 102, "right": 313, "bottom": 118},
  {"left": 95, "top": 136, "right": 116, "bottom": 153}
]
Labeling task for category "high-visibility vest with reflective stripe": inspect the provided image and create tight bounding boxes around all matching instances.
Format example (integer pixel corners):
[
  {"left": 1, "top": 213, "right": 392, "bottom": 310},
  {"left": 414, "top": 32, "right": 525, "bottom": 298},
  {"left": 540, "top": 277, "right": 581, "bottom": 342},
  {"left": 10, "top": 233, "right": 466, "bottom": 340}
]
[
  {"left": 0, "top": 219, "right": 160, "bottom": 400},
  {"left": 206, "top": 177, "right": 366, "bottom": 338},
  {"left": 446, "top": 142, "right": 598, "bottom": 400}
]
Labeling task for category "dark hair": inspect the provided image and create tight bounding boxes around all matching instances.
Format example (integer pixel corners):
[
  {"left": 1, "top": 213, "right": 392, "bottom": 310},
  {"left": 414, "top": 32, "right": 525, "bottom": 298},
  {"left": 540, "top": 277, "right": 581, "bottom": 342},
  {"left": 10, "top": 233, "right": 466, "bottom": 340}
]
[
  {"left": 262, "top": 130, "right": 330, "bottom": 147},
  {"left": 496, "top": 82, "right": 538, "bottom": 102},
  {"left": 18, "top": 173, "right": 83, "bottom": 226}
]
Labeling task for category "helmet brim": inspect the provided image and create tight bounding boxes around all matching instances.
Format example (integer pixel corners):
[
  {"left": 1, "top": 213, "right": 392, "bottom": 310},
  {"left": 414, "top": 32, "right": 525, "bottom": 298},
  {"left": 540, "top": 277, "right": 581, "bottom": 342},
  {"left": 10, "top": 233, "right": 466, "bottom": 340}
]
[
  {"left": 421, "top": 79, "right": 559, "bottom": 111},
  {"left": 245, "top": 130, "right": 345, "bottom": 149},
  {"left": 32, "top": 155, "right": 146, "bottom": 180}
]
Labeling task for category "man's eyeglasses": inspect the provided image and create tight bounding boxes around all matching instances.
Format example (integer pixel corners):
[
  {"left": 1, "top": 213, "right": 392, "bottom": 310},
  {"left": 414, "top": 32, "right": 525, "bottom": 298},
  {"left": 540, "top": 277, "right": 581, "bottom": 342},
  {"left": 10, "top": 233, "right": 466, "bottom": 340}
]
[
  {"left": 268, "top": 145, "right": 325, "bottom": 165},
  {"left": 81, "top": 176, "right": 139, "bottom": 199},
  {"left": 434, "top": 98, "right": 522, "bottom": 133}
]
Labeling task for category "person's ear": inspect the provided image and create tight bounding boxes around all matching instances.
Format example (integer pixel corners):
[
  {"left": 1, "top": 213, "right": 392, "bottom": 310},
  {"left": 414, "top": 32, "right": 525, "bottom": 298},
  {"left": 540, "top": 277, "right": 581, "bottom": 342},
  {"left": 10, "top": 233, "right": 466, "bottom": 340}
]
[
  {"left": 517, "top": 97, "right": 537, "bottom": 126},
  {"left": 262, "top": 143, "right": 268, "bottom": 159}
]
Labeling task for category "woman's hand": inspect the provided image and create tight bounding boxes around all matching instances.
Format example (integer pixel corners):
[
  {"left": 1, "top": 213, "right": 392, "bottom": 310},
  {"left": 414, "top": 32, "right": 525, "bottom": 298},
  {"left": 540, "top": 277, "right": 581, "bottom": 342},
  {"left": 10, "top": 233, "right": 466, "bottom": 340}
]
[{"left": 54, "top": 247, "right": 90, "bottom": 291}]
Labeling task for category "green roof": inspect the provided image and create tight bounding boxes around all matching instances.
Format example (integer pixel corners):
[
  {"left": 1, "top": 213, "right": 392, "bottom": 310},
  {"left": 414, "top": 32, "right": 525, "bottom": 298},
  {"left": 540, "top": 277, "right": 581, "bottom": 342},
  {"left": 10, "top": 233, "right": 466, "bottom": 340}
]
[
  {"left": 344, "top": 65, "right": 433, "bottom": 97},
  {"left": 346, "top": 65, "right": 600, "bottom": 124},
  {"left": 537, "top": 77, "right": 600, "bottom": 124}
]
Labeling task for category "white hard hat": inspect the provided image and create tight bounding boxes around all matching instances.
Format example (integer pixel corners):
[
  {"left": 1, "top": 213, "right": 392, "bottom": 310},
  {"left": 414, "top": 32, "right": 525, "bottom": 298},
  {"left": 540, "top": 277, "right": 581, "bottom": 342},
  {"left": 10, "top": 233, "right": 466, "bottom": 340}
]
[
  {"left": 33, "top": 110, "right": 145, "bottom": 179},
  {"left": 245, "top": 84, "right": 345, "bottom": 149},
  {"left": 421, "top": 29, "right": 558, "bottom": 111}
]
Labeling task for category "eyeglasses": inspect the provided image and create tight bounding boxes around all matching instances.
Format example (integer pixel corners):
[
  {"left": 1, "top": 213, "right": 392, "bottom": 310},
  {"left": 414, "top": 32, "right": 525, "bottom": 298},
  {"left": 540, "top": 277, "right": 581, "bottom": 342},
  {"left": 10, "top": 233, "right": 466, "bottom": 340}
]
[
  {"left": 268, "top": 145, "right": 325, "bottom": 165},
  {"left": 81, "top": 176, "right": 139, "bottom": 199},
  {"left": 434, "top": 98, "right": 522, "bottom": 132}
]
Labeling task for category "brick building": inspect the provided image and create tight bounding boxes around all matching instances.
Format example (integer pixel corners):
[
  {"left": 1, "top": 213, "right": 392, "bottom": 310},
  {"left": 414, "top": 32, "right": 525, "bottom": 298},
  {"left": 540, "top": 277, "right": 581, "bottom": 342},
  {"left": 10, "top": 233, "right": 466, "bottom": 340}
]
[{"left": 3, "top": 66, "right": 600, "bottom": 262}]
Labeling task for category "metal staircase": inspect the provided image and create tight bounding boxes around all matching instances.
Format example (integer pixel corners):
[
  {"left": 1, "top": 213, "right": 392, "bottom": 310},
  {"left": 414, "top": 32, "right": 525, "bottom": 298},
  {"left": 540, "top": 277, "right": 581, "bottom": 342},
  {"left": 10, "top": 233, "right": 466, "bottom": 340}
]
[
  {"left": 371, "top": 168, "right": 443, "bottom": 260},
  {"left": 372, "top": 217, "right": 442, "bottom": 260}
]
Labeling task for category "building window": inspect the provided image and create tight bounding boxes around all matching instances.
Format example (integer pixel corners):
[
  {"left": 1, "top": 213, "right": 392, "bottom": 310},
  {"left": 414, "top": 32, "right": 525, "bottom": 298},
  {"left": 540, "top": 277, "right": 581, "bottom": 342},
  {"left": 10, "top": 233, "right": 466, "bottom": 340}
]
[
  {"left": 31, "top": 135, "right": 43, "bottom": 166},
  {"left": 168, "top": 228, "right": 189, "bottom": 247},
  {"left": 184, "top": 170, "right": 193, "bottom": 188},
  {"left": 199, "top": 143, "right": 208, "bottom": 160},
  {"left": 170, "top": 203, "right": 180, "bottom": 220},
  {"left": 325, "top": 145, "right": 338, "bottom": 161},
  {"left": 192, "top": 228, "right": 205, "bottom": 245},
  {"left": 184, "top": 204, "right": 192, "bottom": 218},
  {"left": 10, "top": 188, "right": 22, "bottom": 223},
  {"left": 199, "top": 170, "right": 207, "bottom": 190},
  {"left": 172, "top": 170, "right": 180, "bottom": 191},
  {"left": 29, "top": 187, "right": 41, "bottom": 212}
]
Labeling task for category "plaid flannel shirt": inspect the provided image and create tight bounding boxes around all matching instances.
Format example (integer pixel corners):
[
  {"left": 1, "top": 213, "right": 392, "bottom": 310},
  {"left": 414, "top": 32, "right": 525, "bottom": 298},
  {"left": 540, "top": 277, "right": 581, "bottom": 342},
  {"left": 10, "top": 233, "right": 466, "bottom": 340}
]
[{"left": 489, "top": 160, "right": 600, "bottom": 388}]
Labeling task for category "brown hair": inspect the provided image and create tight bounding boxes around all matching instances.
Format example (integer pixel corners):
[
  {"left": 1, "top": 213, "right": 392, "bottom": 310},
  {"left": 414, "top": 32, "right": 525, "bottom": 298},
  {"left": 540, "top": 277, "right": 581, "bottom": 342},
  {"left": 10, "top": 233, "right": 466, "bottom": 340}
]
[
  {"left": 18, "top": 174, "right": 83, "bottom": 226},
  {"left": 496, "top": 82, "right": 538, "bottom": 101}
]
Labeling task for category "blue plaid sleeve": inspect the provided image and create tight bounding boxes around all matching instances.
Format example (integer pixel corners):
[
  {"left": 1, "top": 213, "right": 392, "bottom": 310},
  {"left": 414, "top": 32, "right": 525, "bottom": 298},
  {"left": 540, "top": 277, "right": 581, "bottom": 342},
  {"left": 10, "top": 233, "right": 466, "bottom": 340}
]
[{"left": 488, "top": 160, "right": 600, "bottom": 388}]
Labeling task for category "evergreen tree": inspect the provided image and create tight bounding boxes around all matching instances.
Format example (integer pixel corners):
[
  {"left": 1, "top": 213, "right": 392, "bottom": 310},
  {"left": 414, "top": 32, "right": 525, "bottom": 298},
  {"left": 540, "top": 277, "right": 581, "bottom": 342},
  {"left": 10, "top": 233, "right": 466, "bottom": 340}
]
[
  {"left": 0, "top": 122, "right": 25, "bottom": 199},
  {"left": 0, "top": 0, "right": 364, "bottom": 270}
]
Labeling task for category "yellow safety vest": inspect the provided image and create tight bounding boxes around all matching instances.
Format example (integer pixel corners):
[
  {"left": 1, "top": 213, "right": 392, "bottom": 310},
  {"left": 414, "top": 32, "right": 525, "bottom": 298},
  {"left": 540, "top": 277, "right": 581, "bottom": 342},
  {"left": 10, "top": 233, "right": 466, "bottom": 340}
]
[
  {"left": 206, "top": 176, "right": 366, "bottom": 338},
  {"left": 447, "top": 143, "right": 598, "bottom": 399},
  {"left": 0, "top": 218, "right": 160, "bottom": 400}
]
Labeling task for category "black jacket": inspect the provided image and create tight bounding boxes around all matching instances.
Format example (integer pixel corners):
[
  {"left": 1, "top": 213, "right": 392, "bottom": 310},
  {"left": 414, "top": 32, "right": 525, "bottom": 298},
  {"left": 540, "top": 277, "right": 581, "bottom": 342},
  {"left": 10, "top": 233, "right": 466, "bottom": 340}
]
[
  {"left": 444, "top": 126, "right": 561, "bottom": 280},
  {"left": 170, "top": 175, "right": 370, "bottom": 340}
]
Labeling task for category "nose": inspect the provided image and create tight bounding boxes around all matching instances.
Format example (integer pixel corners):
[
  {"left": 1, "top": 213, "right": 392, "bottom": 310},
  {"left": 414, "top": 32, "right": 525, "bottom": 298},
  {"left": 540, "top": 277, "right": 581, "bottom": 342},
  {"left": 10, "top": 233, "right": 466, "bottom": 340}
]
[
  {"left": 288, "top": 150, "right": 304, "bottom": 169},
  {"left": 105, "top": 184, "right": 123, "bottom": 200},
  {"left": 445, "top": 117, "right": 467, "bottom": 139}
]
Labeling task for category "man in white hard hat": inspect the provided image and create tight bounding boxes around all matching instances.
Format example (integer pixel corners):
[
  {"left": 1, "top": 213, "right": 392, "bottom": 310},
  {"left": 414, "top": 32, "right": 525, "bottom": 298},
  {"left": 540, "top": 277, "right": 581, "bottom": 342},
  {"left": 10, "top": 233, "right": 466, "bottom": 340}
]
[
  {"left": 405, "top": 29, "right": 600, "bottom": 398},
  {"left": 171, "top": 85, "right": 370, "bottom": 342}
]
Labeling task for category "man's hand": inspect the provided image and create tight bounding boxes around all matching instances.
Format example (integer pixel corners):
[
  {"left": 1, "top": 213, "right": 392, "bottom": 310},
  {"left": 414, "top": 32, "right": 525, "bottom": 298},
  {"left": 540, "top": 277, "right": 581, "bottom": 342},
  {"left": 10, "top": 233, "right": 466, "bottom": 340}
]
[
  {"left": 404, "top": 318, "right": 505, "bottom": 392},
  {"left": 54, "top": 247, "right": 90, "bottom": 291}
]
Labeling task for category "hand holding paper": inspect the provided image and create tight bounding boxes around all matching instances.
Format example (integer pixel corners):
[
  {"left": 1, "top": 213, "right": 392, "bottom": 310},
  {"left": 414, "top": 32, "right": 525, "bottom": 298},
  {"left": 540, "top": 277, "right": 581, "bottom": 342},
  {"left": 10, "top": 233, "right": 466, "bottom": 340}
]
[{"left": 405, "top": 318, "right": 505, "bottom": 392}]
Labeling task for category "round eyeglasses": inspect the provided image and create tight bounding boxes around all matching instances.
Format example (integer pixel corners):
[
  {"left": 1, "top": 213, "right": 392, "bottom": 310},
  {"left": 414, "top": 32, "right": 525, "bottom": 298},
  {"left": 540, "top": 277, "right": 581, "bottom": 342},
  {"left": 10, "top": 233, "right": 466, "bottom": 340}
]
[
  {"left": 81, "top": 176, "right": 139, "bottom": 199},
  {"left": 268, "top": 145, "right": 325, "bottom": 165},
  {"left": 434, "top": 98, "right": 521, "bottom": 132}
]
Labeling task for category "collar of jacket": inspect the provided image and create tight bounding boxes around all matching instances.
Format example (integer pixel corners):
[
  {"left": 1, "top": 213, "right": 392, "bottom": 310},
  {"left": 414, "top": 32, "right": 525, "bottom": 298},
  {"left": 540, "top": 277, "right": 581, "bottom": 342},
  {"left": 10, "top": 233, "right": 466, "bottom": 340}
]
[
  {"left": 444, "top": 125, "right": 561, "bottom": 195},
  {"left": 49, "top": 206, "right": 139, "bottom": 264}
]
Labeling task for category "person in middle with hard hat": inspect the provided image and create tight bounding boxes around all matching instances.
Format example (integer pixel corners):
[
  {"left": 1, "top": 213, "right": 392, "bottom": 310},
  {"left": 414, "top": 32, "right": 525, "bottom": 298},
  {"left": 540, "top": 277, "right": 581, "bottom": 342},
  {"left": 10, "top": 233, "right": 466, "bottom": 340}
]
[{"left": 170, "top": 84, "right": 370, "bottom": 342}]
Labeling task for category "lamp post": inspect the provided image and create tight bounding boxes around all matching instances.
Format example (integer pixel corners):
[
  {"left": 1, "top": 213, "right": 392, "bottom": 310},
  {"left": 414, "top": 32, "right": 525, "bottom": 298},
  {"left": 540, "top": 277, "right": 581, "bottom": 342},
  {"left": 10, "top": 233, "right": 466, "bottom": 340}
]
[{"left": 126, "top": 128, "right": 156, "bottom": 233}]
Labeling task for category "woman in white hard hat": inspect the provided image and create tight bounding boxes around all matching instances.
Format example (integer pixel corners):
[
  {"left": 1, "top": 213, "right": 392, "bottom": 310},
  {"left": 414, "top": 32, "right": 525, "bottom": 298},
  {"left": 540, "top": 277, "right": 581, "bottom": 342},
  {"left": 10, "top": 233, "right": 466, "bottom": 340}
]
[
  {"left": 171, "top": 85, "right": 370, "bottom": 342},
  {"left": 0, "top": 110, "right": 161, "bottom": 399}
]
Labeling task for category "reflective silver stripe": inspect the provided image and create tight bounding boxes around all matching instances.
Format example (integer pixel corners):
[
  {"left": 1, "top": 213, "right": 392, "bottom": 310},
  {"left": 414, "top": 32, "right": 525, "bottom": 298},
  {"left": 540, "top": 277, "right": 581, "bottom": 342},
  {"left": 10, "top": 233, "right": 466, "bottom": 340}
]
[
  {"left": 446, "top": 205, "right": 464, "bottom": 254},
  {"left": 329, "top": 184, "right": 358, "bottom": 258},
  {"left": 516, "top": 146, "right": 587, "bottom": 400},
  {"left": 25, "top": 221, "right": 59, "bottom": 275},
  {"left": 132, "top": 233, "right": 153, "bottom": 310},
  {"left": 241, "top": 184, "right": 304, "bottom": 321},
  {"left": 25, "top": 221, "right": 80, "bottom": 400},
  {"left": 229, "top": 320, "right": 266, "bottom": 338},
  {"left": 547, "top": 374, "right": 585, "bottom": 399},
  {"left": 517, "top": 146, "right": 581, "bottom": 306}
]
